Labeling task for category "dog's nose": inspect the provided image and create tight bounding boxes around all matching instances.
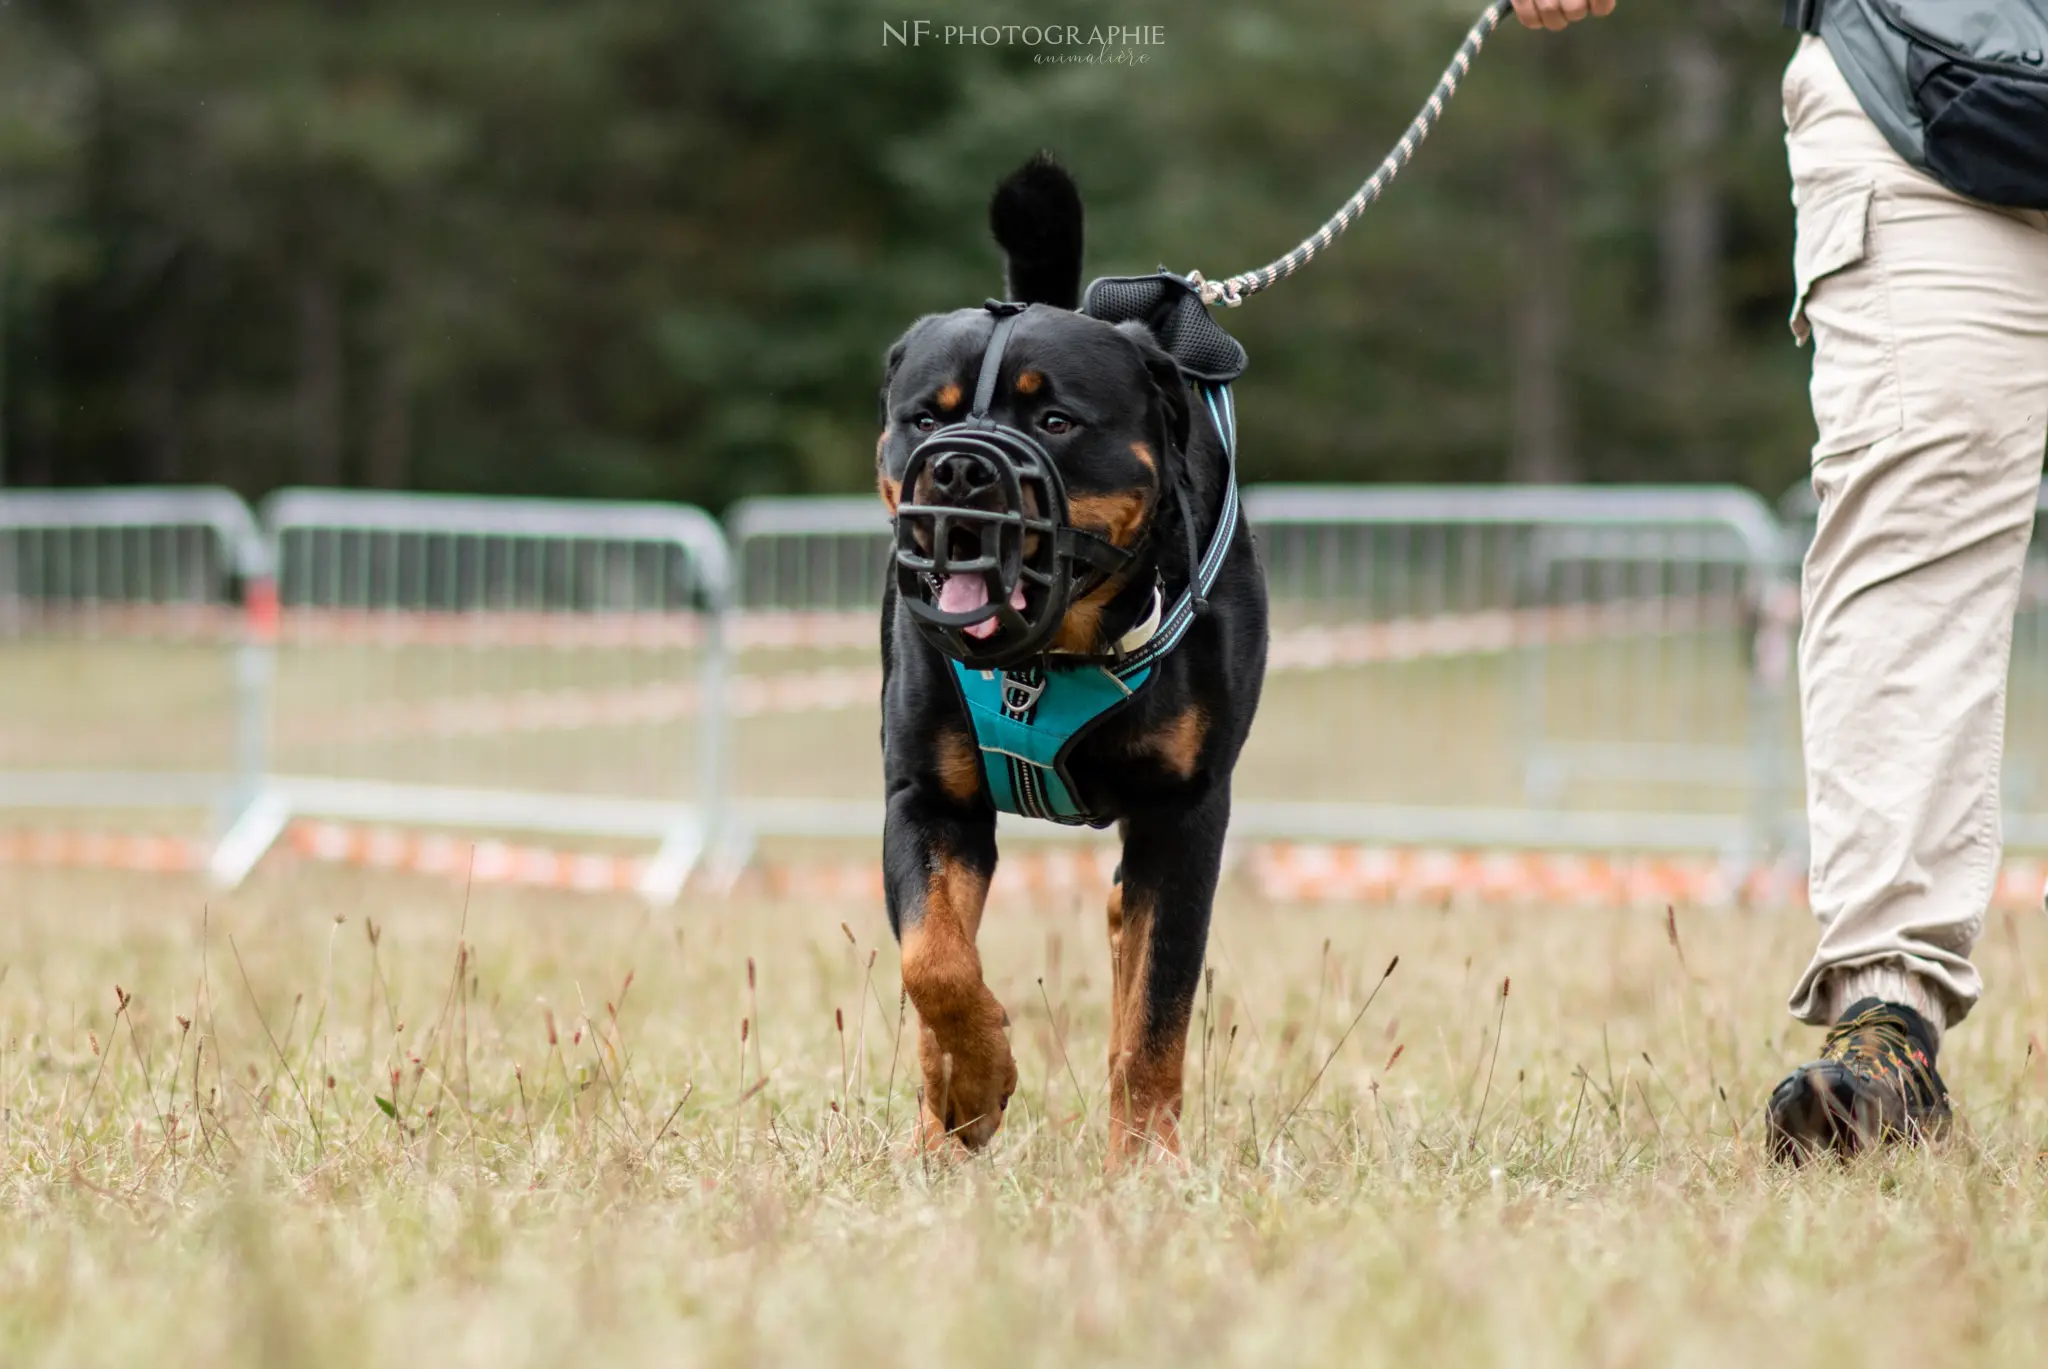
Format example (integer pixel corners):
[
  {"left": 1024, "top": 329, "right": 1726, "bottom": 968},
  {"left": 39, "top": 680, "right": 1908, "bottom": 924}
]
[{"left": 929, "top": 450, "right": 1002, "bottom": 505}]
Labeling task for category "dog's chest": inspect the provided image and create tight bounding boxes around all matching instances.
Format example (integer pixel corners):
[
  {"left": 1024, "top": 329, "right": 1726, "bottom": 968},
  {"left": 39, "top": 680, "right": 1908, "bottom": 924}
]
[{"left": 948, "top": 659, "right": 1158, "bottom": 827}]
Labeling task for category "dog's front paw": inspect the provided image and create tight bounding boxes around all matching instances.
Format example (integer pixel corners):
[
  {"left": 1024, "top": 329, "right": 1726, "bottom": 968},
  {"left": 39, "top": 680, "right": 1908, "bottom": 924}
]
[{"left": 915, "top": 996, "right": 1017, "bottom": 1151}]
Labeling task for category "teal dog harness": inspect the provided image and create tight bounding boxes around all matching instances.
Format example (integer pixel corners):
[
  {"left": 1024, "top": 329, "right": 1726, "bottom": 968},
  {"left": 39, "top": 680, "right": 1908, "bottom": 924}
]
[{"left": 950, "top": 383, "right": 1240, "bottom": 826}]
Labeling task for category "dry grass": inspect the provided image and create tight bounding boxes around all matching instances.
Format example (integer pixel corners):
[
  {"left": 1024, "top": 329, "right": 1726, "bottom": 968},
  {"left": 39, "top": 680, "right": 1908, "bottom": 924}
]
[{"left": 2, "top": 862, "right": 2046, "bottom": 1367}]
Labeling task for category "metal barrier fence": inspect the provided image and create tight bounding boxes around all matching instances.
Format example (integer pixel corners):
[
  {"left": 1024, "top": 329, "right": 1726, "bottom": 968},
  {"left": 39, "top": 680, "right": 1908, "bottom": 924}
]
[
  {"left": 725, "top": 484, "right": 1799, "bottom": 864},
  {"left": 728, "top": 495, "right": 890, "bottom": 613},
  {"left": 0, "top": 487, "right": 272, "bottom": 868},
  {"left": 1242, "top": 486, "right": 1795, "bottom": 862},
  {"left": 249, "top": 489, "right": 733, "bottom": 901},
  {"left": 2, "top": 481, "right": 1817, "bottom": 894},
  {"left": 721, "top": 496, "right": 891, "bottom": 844}
]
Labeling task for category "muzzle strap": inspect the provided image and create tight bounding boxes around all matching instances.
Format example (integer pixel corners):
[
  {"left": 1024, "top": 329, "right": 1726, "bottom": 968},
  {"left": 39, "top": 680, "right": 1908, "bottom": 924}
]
[{"left": 969, "top": 302, "right": 1027, "bottom": 418}]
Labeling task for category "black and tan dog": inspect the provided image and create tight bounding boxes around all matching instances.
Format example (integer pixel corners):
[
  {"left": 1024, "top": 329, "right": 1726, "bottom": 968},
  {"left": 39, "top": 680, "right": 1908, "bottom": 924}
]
[{"left": 874, "top": 154, "right": 1268, "bottom": 1162}]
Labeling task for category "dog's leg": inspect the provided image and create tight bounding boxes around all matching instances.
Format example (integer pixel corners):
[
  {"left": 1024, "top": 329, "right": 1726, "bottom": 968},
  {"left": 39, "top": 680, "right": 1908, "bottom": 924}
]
[
  {"left": 1105, "top": 790, "right": 1229, "bottom": 1167},
  {"left": 885, "top": 790, "right": 1014, "bottom": 1151},
  {"left": 1104, "top": 870, "right": 1128, "bottom": 1074}
]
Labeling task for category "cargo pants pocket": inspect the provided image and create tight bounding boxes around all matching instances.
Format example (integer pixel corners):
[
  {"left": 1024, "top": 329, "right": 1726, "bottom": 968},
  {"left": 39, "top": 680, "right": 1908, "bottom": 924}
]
[{"left": 1790, "top": 181, "right": 1904, "bottom": 460}]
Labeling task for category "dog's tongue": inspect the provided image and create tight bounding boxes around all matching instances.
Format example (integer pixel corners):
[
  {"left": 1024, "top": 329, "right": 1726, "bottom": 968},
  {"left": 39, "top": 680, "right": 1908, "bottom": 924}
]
[{"left": 937, "top": 576, "right": 1026, "bottom": 641}]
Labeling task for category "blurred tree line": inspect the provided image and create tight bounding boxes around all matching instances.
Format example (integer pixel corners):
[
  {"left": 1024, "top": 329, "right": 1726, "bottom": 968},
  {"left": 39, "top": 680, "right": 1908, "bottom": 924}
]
[{"left": 0, "top": 0, "right": 1811, "bottom": 509}]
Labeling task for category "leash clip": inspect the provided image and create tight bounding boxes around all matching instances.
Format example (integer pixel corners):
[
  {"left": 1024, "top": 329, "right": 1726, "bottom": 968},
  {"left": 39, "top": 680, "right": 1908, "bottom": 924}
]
[{"left": 1000, "top": 671, "right": 1047, "bottom": 716}]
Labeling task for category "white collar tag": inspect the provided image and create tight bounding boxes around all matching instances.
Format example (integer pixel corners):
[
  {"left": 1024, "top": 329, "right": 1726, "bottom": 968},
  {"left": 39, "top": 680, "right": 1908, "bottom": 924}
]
[{"left": 1113, "top": 583, "right": 1164, "bottom": 655}]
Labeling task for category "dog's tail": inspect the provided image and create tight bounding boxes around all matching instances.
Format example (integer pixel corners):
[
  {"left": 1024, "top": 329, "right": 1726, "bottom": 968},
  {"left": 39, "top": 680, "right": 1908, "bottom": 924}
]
[{"left": 990, "top": 152, "right": 1083, "bottom": 311}]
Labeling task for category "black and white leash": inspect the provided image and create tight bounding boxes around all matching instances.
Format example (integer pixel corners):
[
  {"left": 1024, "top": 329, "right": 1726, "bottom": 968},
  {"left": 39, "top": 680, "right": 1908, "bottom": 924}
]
[{"left": 1187, "top": 1, "right": 1515, "bottom": 309}]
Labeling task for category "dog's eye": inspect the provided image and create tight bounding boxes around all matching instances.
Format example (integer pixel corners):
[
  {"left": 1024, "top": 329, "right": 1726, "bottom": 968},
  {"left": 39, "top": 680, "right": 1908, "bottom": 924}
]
[
  {"left": 912, "top": 412, "right": 937, "bottom": 433},
  {"left": 1040, "top": 412, "right": 1074, "bottom": 434}
]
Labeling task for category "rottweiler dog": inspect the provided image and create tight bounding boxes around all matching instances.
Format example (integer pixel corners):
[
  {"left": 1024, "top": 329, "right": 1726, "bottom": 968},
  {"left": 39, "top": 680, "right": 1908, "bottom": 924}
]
[{"left": 873, "top": 154, "right": 1269, "bottom": 1163}]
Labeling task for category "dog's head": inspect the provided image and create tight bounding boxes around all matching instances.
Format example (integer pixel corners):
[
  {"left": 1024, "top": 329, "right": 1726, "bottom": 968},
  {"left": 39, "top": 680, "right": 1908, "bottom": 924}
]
[{"left": 877, "top": 156, "right": 1190, "bottom": 666}]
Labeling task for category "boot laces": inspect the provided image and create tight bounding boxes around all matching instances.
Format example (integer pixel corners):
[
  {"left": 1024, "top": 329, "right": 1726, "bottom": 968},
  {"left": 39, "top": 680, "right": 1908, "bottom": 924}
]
[{"left": 1819, "top": 1003, "right": 1937, "bottom": 1100}]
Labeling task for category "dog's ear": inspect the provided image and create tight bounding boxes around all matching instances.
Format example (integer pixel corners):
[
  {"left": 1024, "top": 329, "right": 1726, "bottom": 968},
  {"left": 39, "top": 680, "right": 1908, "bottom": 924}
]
[
  {"left": 878, "top": 334, "right": 909, "bottom": 425},
  {"left": 990, "top": 151, "right": 1083, "bottom": 310},
  {"left": 1116, "top": 322, "right": 1191, "bottom": 456}
]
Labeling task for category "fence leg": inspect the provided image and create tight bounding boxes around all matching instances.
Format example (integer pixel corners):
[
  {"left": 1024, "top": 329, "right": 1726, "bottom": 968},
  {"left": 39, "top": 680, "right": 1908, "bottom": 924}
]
[
  {"left": 209, "top": 571, "right": 283, "bottom": 888},
  {"left": 637, "top": 599, "right": 734, "bottom": 906},
  {"left": 208, "top": 565, "right": 284, "bottom": 889},
  {"left": 209, "top": 791, "right": 291, "bottom": 888},
  {"left": 1744, "top": 576, "right": 1801, "bottom": 902},
  {"left": 638, "top": 820, "right": 705, "bottom": 906},
  {"left": 1517, "top": 558, "right": 1559, "bottom": 809}
]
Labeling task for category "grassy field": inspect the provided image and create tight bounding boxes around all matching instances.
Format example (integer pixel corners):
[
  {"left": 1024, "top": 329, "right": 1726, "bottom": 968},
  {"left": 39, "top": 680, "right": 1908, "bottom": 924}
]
[{"left": 2, "top": 863, "right": 2045, "bottom": 1367}]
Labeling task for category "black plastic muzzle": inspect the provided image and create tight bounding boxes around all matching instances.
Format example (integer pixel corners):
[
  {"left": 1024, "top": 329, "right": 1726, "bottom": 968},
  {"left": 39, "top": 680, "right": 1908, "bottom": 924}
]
[{"left": 892, "top": 302, "right": 1134, "bottom": 670}]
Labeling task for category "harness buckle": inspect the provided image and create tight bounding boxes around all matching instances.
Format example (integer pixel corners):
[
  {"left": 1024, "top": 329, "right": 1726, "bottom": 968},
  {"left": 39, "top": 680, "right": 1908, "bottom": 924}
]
[{"left": 1000, "top": 671, "right": 1047, "bottom": 716}]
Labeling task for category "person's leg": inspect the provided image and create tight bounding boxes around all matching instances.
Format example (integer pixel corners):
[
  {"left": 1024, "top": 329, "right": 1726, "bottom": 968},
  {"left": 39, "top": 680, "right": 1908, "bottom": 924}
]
[{"left": 1783, "top": 37, "right": 2048, "bottom": 1041}]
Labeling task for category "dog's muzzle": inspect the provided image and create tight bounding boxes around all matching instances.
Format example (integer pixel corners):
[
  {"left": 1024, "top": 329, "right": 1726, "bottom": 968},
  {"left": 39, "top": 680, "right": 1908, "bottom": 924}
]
[{"left": 893, "top": 412, "right": 1131, "bottom": 670}]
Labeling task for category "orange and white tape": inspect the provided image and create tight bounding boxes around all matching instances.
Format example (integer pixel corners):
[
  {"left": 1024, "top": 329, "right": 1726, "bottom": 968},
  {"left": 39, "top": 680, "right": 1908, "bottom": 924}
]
[
  {"left": 269, "top": 832, "right": 2048, "bottom": 911},
  {"left": 8, "top": 599, "right": 1758, "bottom": 754},
  {"left": 1247, "top": 842, "right": 1749, "bottom": 907},
  {"left": 9, "top": 597, "right": 1734, "bottom": 656},
  {"left": 278, "top": 824, "right": 1118, "bottom": 902},
  {"left": 1263, "top": 598, "right": 1741, "bottom": 671},
  {"left": 0, "top": 828, "right": 206, "bottom": 874},
  {"left": 1246, "top": 846, "right": 2044, "bottom": 910},
  {"left": 265, "top": 608, "right": 878, "bottom": 652},
  {"left": 285, "top": 822, "right": 650, "bottom": 893},
  {"left": 0, "top": 605, "right": 873, "bottom": 651},
  {"left": 14, "top": 821, "right": 2041, "bottom": 914},
  {"left": 257, "top": 599, "right": 1747, "bottom": 746},
  {"left": 283, "top": 667, "right": 881, "bottom": 746}
]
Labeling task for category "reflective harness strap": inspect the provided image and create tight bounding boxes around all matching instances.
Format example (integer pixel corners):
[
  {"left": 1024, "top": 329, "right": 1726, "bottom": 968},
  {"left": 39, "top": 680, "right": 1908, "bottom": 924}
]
[
  {"left": 1110, "top": 385, "right": 1238, "bottom": 682},
  {"left": 1000, "top": 668, "right": 1052, "bottom": 822},
  {"left": 953, "top": 383, "right": 1240, "bottom": 825}
]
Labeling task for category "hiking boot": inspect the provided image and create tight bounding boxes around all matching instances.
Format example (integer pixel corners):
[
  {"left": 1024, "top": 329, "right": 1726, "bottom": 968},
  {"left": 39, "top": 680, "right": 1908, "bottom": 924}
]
[{"left": 1765, "top": 997, "right": 1952, "bottom": 1163}]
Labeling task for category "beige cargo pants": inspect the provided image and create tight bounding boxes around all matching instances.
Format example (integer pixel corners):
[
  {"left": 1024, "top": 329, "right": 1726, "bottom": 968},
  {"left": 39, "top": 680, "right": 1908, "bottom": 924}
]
[{"left": 1785, "top": 37, "right": 2048, "bottom": 1038}]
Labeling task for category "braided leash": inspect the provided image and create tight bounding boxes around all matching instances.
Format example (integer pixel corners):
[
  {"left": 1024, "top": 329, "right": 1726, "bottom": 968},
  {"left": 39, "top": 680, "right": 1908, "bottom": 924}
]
[{"left": 1188, "top": 1, "right": 1515, "bottom": 308}]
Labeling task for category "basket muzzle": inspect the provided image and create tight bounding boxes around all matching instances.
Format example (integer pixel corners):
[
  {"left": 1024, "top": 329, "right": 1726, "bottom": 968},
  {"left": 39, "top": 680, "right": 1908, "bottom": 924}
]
[{"left": 892, "top": 303, "right": 1134, "bottom": 670}]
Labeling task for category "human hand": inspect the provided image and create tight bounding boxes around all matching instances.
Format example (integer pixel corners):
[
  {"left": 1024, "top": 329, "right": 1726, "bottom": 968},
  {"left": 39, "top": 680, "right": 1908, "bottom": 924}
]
[{"left": 1511, "top": 0, "right": 1616, "bottom": 31}]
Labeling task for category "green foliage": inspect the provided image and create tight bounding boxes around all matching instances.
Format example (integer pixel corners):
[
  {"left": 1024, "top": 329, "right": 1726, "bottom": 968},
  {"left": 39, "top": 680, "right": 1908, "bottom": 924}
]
[{"left": 0, "top": 0, "right": 1813, "bottom": 505}]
